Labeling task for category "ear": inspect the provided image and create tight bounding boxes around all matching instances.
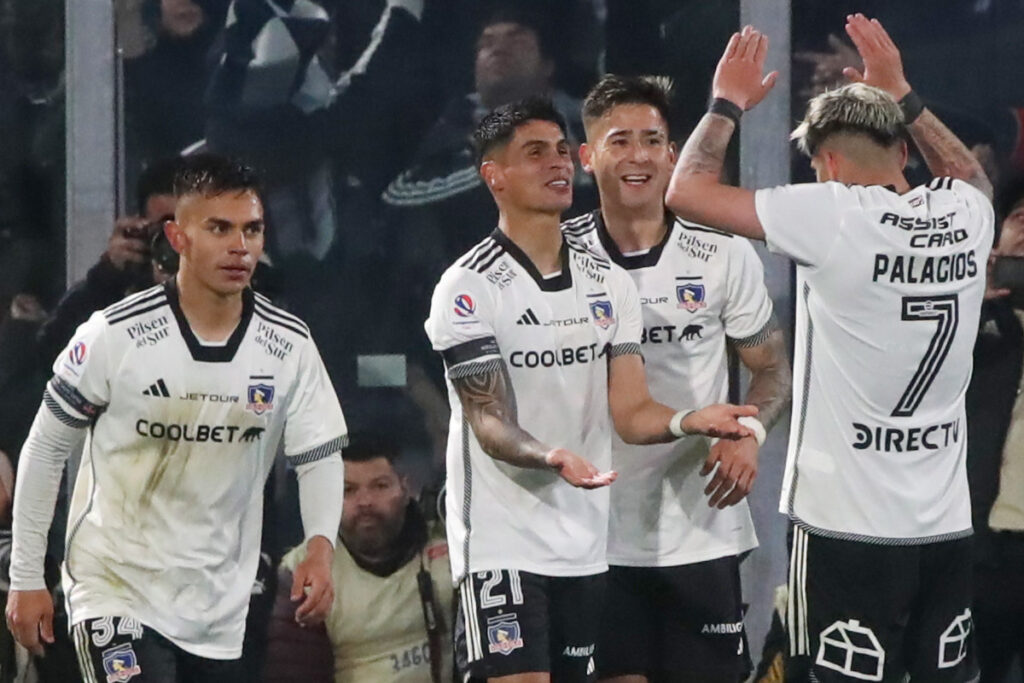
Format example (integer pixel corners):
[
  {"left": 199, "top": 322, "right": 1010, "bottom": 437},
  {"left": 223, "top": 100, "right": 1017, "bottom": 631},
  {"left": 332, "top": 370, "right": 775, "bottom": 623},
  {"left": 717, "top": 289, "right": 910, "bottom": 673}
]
[
  {"left": 579, "top": 142, "right": 594, "bottom": 174},
  {"left": 668, "top": 140, "right": 678, "bottom": 165},
  {"left": 897, "top": 139, "right": 909, "bottom": 171},
  {"left": 164, "top": 220, "right": 188, "bottom": 255},
  {"left": 480, "top": 160, "right": 503, "bottom": 193},
  {"left": 824, "top": 149, "right": 842, "bottom": 182}
]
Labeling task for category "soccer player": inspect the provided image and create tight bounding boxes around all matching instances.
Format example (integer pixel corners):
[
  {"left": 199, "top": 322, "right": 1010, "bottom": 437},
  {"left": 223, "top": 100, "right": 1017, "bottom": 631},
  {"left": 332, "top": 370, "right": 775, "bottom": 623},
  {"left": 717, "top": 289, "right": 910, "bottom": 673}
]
[
  {"left": 666, "top": 17, "right": 993, "bottom": 683},
  {"left": 567, "top": 74, "right": 791, "bottom": 682},
  {"left": 424, "top": 97, "right": 759, "bottom": 683},
  {"left": 5, "top": 155, "right": 348, "bottom": 683}
]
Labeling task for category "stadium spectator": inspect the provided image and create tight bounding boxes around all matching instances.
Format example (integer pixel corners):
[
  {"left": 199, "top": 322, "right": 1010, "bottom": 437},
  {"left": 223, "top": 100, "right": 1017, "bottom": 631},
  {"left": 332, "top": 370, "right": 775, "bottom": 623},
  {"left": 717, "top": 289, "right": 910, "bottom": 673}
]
[
  {"left": 36, "top": 157, "right": 181, "bottom": 365},
  {"left": 124, "top": 0, "right": 229, "bottom": 175},
  {"left": 0, "top": 0, "right": 66, "bottom": 315},
  {"left": 383, "top": 4, "right": 595, "bottom": 269},
  {"left": 966, "top": 175, "right": 1024, "bottom": 682},
  {"left": 264, "top": 437, "right": 453, "bottom": 683}
]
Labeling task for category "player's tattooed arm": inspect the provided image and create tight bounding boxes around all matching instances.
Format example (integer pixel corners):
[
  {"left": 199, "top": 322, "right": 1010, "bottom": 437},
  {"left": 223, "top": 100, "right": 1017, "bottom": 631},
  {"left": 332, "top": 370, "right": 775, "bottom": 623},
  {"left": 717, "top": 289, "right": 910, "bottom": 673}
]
[
  {"left": 451, "top": 365, "right": 550, "bottom": 469},
  {"left": 842, "top": 14, "right": 992, "bottom": 200},
  {"left": 453, "top": 364, "right": 617, "bottom": 488},
  {"left": 734, "top": 327, "right": 792, "bottom": 430},
  {"left": 908, "top": 111, "right": 993, "bottom": 201}
]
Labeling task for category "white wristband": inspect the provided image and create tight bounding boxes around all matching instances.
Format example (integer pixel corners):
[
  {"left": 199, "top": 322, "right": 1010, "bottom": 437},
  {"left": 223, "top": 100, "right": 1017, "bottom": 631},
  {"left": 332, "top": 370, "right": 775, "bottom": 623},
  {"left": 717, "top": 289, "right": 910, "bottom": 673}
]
[
  {"left": 669, "top": 410, "right": 694, "bottom": 438},
  {"left": 738, "top": 416, "right": 767, "bottom": 446},
  {"left": 543, "top": 448, "right": 559, "bottom": 468}
]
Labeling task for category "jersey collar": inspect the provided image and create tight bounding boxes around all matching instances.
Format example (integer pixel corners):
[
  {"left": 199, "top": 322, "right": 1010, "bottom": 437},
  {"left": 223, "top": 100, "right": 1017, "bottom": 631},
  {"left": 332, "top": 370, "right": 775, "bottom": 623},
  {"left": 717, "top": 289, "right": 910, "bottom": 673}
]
[
  {"left": 593, "top": 209, "right": 674, "bottom": 270},
  {"left": 164, "top": 280, "right": 256, "bottom": 363},
  {"left": 490, "top": 228, "right": 572, "bottom": 292}
]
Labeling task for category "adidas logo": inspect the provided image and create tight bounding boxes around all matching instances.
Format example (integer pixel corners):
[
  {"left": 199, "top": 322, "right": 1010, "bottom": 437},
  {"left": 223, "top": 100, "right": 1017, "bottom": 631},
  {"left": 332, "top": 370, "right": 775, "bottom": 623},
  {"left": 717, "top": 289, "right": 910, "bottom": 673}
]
[
  {"left": 516, "top": 308, "right": 541, "bottom": 325},
  {"left": 142, "top": 379, "right": 170, "bottom": 397}
]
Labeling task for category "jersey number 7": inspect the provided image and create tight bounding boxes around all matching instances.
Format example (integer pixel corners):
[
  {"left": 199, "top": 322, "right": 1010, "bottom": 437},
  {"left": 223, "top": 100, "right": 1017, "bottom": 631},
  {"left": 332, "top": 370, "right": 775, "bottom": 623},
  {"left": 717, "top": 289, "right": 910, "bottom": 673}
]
[{"left": 891, "top": 295, "right": 959, "bottom": 418}]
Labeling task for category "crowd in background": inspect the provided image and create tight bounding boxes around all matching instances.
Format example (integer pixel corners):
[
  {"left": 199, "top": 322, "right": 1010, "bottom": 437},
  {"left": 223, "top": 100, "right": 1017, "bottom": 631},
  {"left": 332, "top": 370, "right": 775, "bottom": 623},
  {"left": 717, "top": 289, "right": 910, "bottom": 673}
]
[{"left": 0, "top": 0, "right": 1024, "bottom": 680}]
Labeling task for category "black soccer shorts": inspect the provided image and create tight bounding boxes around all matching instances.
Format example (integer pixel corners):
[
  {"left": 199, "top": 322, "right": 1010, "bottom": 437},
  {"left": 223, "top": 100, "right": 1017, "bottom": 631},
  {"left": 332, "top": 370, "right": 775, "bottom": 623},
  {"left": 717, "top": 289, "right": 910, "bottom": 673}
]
[
  {"left": 455, "top": 568, "right": 605, "bottom": 682},
  {"left": 72, "top": 616, "right": 243, "bottom": 683},
  {"left": 788, "top": 526, "right": 977, "bottom": 682},
  {"left": 596, "top": 556, "right": 751, "bottom": 682}
]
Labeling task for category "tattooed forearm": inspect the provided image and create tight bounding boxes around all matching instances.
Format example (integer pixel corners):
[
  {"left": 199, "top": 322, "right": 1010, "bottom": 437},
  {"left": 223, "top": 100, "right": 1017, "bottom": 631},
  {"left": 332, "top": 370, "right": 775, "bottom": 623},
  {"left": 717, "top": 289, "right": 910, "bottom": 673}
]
[
  {"left": 735, "top": 329, "right": 792, "bottom": 432},
  {"left": 452, "top": 365, "right": 551, "bottom": 469},
  {"left": 676, "top": 113, "right": 737, "bottom": 182},
  {"left": 908, "top": 109, "right": 993, "bottom": 200}
]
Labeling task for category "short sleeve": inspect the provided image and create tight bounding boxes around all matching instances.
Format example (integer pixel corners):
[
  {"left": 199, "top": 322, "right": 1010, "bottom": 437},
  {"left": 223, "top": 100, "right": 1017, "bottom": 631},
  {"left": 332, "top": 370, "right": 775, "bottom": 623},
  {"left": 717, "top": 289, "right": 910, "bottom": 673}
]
[
  {"left": 45, "top": 311, "right": 112, "bottom": 428},
  {"left": 283, "top": 339, "right": 348, "bottom": 466},
  {"left": 754, "top": 182, "right": 850, "bottom": 268},
  {"left": 424, "top": 267, "right": 502, "bottom": 378},
  {"left": 723, "top": 239, "right": 775, "bottom": 345},
  {"left": 608, "top": 266, "right": 643, "bottom": 358},
  {"left": 950, "top": 178, "right": 995, "bottom": 245}
]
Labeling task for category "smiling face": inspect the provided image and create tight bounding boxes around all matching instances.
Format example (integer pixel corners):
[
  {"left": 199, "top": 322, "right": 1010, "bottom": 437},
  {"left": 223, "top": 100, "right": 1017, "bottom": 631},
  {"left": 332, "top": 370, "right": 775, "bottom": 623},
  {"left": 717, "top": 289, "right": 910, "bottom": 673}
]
[
  {"left": 581, "top": 103, "right": 675, "bottom": 214},
  {"left": 481, "top": 118, "right": 574, "bottom": 214},
  {"left": 166, "top": 190, "right": 265, "bottom": 297}
]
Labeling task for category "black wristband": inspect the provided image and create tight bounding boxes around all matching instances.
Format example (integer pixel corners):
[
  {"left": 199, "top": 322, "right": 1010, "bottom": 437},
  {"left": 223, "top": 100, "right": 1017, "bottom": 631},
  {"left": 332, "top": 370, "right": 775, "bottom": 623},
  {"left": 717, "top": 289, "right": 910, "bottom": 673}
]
[
  {"left": 899, "top": 90, "right": 924, "bottom": 125},
  {"left": 709, "top": 98, "right": 743, "bottom": 126}
]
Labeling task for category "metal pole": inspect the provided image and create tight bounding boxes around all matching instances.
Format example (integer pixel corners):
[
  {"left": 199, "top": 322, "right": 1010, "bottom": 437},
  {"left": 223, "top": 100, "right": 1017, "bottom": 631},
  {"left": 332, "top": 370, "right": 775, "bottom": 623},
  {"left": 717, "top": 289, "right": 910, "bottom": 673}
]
[
  {"left": 738, "top": 0, "right": 793, "bottom": 662},
  {"left": 66, "top": 0, "right": 117, "bottom": 286}
]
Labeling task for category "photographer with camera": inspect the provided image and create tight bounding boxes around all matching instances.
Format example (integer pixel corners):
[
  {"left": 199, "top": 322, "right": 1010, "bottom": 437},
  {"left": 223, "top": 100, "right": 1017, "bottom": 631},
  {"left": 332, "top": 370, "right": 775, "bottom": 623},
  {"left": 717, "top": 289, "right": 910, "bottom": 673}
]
[
  {"left": 967, "top": 175, "right": 1024, "bottom": 682},
  {"left": 36, "top": 157, "right": 182, "bottom": 364},
  {"left": 264, "top": 436, "right": 453, "bottom": 683}
]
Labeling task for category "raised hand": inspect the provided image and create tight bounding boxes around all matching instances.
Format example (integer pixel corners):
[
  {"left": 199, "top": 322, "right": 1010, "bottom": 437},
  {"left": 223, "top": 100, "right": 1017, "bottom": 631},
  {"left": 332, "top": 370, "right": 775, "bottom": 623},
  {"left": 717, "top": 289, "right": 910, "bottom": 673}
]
[
  {"left": 545, "top": 448, "right": 617, "bottom": 489},
  {"left": 681, "top": 403, "right": 759, "bottom": 440},
  {"left": 712, "top": 25, "right": 779, "bottom": 111},
  {"left": 842, "top": 14, "right": 911, "bottom": 100}
]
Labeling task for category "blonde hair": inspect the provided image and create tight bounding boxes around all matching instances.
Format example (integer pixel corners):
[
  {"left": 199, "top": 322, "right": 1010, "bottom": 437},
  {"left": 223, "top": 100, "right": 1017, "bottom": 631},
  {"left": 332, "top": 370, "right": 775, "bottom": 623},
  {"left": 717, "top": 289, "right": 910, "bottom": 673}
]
[{"left": 791, "top": 83, "right": 904, "bottom": 157}]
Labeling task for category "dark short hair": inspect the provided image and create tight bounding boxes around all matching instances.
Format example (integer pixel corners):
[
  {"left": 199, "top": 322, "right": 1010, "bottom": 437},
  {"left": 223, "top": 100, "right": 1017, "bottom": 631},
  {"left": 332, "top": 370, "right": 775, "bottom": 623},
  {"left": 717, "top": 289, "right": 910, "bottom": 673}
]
[
  {"left": 136, "top": 157, "right": 185, "bottom": 213},
  {"left": 341, "top": 434, "right": 400, "bottom": 466},
  {"left": 478, "top": 3, "right": 554, "bottom": 62},
  {"left": 173, "top": 153, "right": 263, "bottom": 202},
  {"left": 582, "top": 74, "right": 673, "bottom": 135},
  {"left": 473, "top": 96, "right": 568, "bottom": 166}
]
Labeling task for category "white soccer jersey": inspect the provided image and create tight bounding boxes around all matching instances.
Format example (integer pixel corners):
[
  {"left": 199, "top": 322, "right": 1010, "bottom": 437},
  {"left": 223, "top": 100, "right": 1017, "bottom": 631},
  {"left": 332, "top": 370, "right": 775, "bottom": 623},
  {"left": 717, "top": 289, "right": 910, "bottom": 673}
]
[
  {"left": 563, "top": 211, "right": 773, "bottom": 566},
  {"left": 44, "top": 282, "right": 347, "bottom": 658},
  {"left": 424, "top": 228, "right": 642, "bottom": 583},
  {"left": 755, "top": 178, "right": 994, "bottom": 542}
]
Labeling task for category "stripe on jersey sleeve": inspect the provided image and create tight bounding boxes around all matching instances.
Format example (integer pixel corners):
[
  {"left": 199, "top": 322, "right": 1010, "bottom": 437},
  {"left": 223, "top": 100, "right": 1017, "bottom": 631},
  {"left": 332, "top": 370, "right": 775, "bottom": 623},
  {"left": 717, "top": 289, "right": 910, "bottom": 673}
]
[
  {"left": 288, "top": 435, "right": 349, "bottom": 466},
  {"left": 447, "top": 358, "right": 504, "bottom": 379},
  {"left": 43, "top": 390, "right": 91, "bottom": 429},
  {"left": 608, "top": 342, "right": 643, "bottom": 359},
  {"left": 48, "top": 376, "right": 105, "bottom": 420},
  {"left": 729, "top": 315, "right": 779, "bottom": 348}
]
